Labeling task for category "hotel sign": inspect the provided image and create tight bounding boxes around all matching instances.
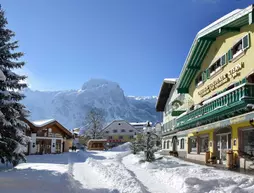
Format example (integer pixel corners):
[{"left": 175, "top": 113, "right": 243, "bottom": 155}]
[{"left": 198, "top": 62, "right": 244, "bottom": 97}]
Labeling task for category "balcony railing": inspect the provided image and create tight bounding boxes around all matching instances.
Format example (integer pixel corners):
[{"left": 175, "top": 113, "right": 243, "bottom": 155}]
[{"left": 176, "top": 83, "right": 254, "bottom": 130}]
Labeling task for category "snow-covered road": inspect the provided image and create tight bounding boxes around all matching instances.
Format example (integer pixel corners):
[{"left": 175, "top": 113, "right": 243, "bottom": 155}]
[{"left": 1, "top": 146, "right": 254, "bottom": 193}]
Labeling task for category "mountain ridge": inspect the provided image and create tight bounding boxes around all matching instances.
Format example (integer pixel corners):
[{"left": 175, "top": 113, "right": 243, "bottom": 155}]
[{"left": 21, "top": 79, "right": 162, "bottom": 129}]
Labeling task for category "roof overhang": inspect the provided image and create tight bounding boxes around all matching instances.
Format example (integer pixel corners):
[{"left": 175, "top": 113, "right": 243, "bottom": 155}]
[
  {"left": 177, "top": 4, "right": 254, "bottom": 93},
  {"left": 156, "top": 78, "right": 177, "bottom": 112},
  {"left": 22, "top": 118, "right": 72, "bottom": 138}
]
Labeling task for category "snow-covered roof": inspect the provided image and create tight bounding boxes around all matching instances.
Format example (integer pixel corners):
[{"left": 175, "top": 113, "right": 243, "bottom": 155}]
[
  {"left": 198, "top": 9, "right": 242, "bottom": 35},
  {"left": 87, "top": 139, "right": 107, "bottom": 143},
  {"left": 23, "top": 118, "right": 73, "bottom": 137},
  {"left": 130, "top": 122, "right": 148, "bottom": 126},
  {"left": 163, "top": 78, "right": 177, "bottom": 84},
  {"left": 31, "top": 119, "right": 55, "bottom": 127},
  {"left": 156, "top": 78, "right": 177, "bottom": 112},
  {"left": 101, "top": 120, "right": 140, "bottom": 133}
]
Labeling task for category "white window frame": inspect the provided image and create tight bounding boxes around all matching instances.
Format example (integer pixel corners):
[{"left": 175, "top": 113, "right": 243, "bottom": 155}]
[
  {"left": 180, "top": 138, "right": 184, "bottom": 149},
  {"left": 229, "top": 33, "right": 250, "bottom": 62}
]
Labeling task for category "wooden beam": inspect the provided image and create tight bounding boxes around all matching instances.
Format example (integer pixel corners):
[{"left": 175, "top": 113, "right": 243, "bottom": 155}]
[
  {"left": 199, "top": 37, "right": 216, "bottom": 41},
  {"left": 249, "top": 12, "right": 254, "bottom": 25},
  {"left": 219, "top": 27, "right": 240, "bottom": 33},
  {"left": 187, "top": 65, "right": 200, "bottom": 70},
  {"left": 177, "top": 87, "right": 189, "bottom": 94}
]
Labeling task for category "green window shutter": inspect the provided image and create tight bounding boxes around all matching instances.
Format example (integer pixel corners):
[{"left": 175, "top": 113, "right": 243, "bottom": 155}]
[
  {"left": 243, "top": 33, "right": 250, "bottom": 50},
  {"left": 220, "top": 54, "right": 226, "bottom": 66},
  {"left": 227, "top": 49, "right": 232, "bottom": 62},
  {"left": 206, "top": 69, "right": 210, "bottom": 79}
]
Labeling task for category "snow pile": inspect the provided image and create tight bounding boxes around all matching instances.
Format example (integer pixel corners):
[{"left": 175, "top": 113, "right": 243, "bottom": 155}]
[
  {"left": 123, "top": 154, "right": 254, "bottom": 193},
  {"left": 110, "top": 142, "right": 131, "bottom": 151},
  {"left": 140, "top": 162, "right": 158, "bottom": 169},
  {"left": 86, "top": 157, "right": 146, "bottom": 193}
]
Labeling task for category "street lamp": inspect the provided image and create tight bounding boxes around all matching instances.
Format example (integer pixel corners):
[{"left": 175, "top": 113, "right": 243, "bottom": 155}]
[{"left": 0, "top": 70, "right": 6, "bottom": 81}]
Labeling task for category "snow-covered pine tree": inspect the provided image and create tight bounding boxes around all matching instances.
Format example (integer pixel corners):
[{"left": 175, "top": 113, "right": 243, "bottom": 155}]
[
  {"left": 130, "top": 134, "right": 144, "bottom": 154},
  {"left": 143, "top": 130, "right": 160, "bottom": 162},
  {"left": 0, "top": 5, "right": 29, "bottom": 166}
]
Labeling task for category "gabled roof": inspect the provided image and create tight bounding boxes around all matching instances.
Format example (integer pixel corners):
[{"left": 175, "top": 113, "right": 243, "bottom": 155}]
[
  {"left": 101, "top": 120, "right": 140, "bottom": 133},
  {"left": 177, "top": 4, "right": 254, "bottom": 93},
  {"left": 22, "top": 118, "right": 72, "bottom": 137},
  {"left": 156, "top": 78, "right": 177, "bottom": 112},
  {"left": 31, "top": 119, "right": 55, "bottom": 127}
]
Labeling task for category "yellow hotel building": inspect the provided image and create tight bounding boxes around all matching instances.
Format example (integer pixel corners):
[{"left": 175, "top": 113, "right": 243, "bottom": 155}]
[{"left": 159, "top": 5, "right": 254, "bottom": 169}]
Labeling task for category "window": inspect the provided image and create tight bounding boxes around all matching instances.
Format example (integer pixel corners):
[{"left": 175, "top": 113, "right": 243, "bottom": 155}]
[
  {"left": 190, "top": 138, "right": 197, "bottom": 152},
  {"left": 121, "top": 129, "right": 126, "bottom": 132},
  {"left": 195, "top": 73, "right": 203, "bottom": 86},
  {"left": 228, "top": 34, "right": 250, "bottom": 61},
  {"left": 199, "top": 136, "right": 209, "bottom": 152},
  {"left": 163, "top": 141, "right": 166, "bottom": 149},
  {"left": 119, "top": 136, "right": 123, "bottom": 140},
  {"left": 118, "top": 123, "right": 121, "bottom": 125},
  {"left": 108, "top": 136, "right": 112, "bottom": 139},
  {"left": 180, "top": 138, "right": 184, "bottom": 149},
  {"left": 167, "top": 141, "right": 170, "bottom": 149},
  {"left": 113, "top": 130, "right": 117, "bottom": 133},
  {"left": 241, "top": 129, "right": 254, "bottom": 154},
  {"left": 105, "top": 131, "right": 109, "bottom": 134},
  {"left": 129, "top": 130, "right": 133, "bottom": 132},
  {"left": 209, "top": 54, "right": 226, "bottom": 76},
  {"left": 129, "top": 135, "right": 134, "bottom": 139}
]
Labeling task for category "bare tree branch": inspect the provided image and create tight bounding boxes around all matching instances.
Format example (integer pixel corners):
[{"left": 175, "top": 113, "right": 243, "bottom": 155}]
[{"left": 84, "top": 108, "right": 105, "bottom": 139}]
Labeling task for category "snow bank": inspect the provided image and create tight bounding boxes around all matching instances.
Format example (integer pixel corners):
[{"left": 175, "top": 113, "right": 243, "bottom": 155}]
[
  {"left": 123, "top": 154, "right": 254, "bottom": 193},
  {"left": 86, "top": 157, "right": 146, "bottom": 193},
  {"left": 110, "top": 142, "right": 131, "bottom": 151}
]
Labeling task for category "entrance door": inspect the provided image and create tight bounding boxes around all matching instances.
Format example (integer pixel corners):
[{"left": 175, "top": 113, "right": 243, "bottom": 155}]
[
  {"left": 216, "top": 133, "right": 231, "bottom": 164},
  {"left": 220, "top": 135, "right": 228, "bottom": 163},
  {"left": 172, "top": 137, "right": 177, "bottom": 151}
]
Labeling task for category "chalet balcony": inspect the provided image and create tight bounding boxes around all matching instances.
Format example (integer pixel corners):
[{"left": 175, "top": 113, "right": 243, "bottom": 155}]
[{"left": 176, "top": 83, "right": 254, "bottom": 130}]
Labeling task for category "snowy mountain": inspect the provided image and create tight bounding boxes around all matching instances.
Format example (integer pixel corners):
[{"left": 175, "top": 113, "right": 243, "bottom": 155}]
[{"left": 21, "top": 79, "right": 161, "bottom": 129}]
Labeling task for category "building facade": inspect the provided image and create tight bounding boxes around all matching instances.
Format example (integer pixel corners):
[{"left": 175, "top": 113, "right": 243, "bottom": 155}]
[
  {"left": 156, "top": 79, "right": 193, "bottom": 157},
  {"left": 24, "top": 118, "right": 73, "bottom": 154},
  {"left": 173, "top": 5, "right": 254, "bottom": 168},
  {"left": 101, "top": 120, "right": 140, "bottom": 145},
  {"left": 130, "top": 122, "right": 151, "bottom": 133}
]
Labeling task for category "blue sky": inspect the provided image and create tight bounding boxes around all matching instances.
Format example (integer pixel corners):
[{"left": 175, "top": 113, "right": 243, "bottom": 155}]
[{"left": 1, "top": 0, "right": 253, "bottom": 96}]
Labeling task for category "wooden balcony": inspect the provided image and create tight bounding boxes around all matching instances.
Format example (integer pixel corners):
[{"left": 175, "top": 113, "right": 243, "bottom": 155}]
[{"left": 176, "top": 83, "right": 254, "bottom": 130}]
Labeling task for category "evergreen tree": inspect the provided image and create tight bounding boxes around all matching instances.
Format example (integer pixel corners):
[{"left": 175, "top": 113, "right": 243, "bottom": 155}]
[
  {"left": 143, "top": 130, "right": 160, "bottom": 162},
  {"left": 0, "top": 6, "right": 29, "bottom": 166},
  {"left": 130, "top": 134, "right": 144, "bottom": 154}
]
